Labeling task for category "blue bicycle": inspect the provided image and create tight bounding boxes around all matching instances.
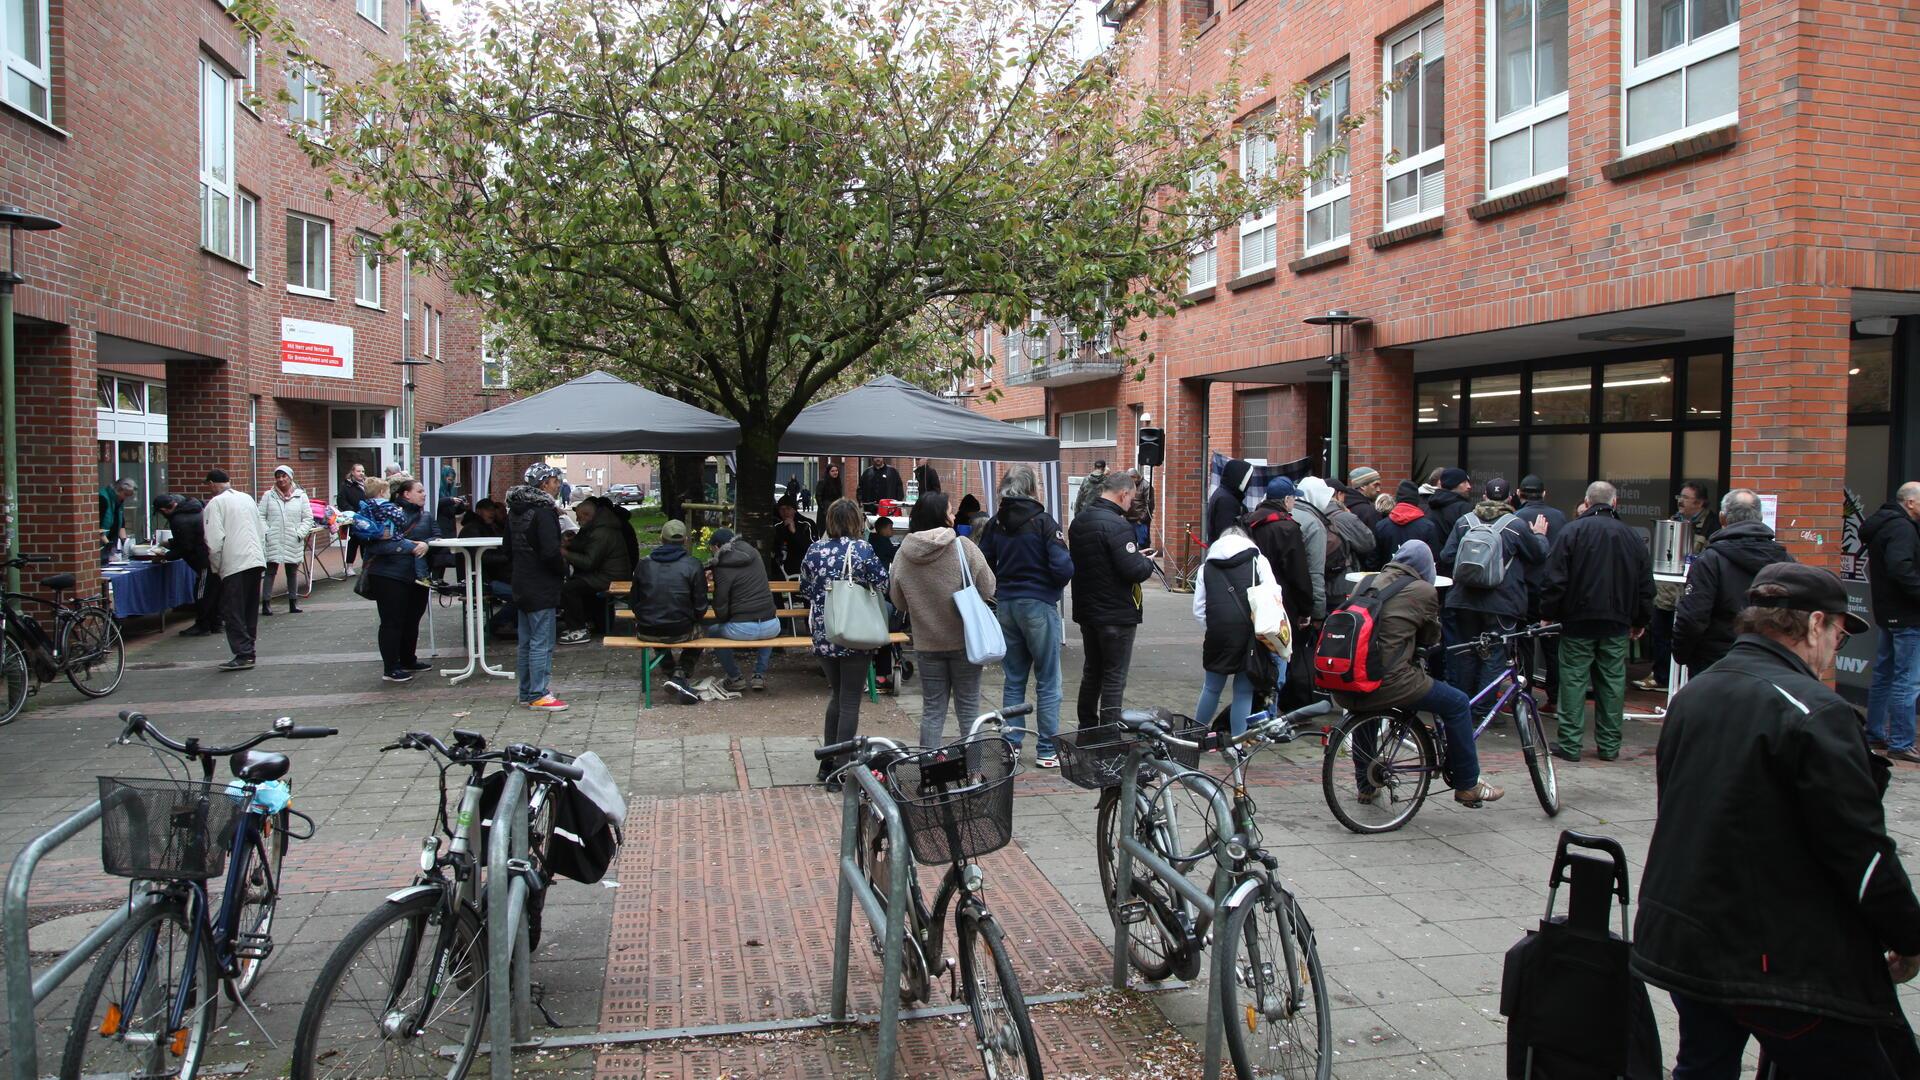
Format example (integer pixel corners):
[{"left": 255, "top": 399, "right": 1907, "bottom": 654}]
[{"left": 61, "top": 710, "right": 336, "bottom": 1080}]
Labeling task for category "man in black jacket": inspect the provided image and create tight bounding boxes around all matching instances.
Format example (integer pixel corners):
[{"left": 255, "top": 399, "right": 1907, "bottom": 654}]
[
  {"left": 629, "top": 518, "right": 708, "bottom": 702},
  {"left": 1426, "top": 467, "right": 1475, "bottom": 535},
  {"left": 155, "top": 494, "right": 221, "bottom": 637},
  {"left": 1539, "top": 481, "right": 1654, "bottom": 762},
  {"left": 912, "top": 459, "right": 941, "bottom": 495},
  {"left": 338, "top": 462, "right": 368, "bottom": 572},
  {"left": 1671, "top": 489, "right": 1793, "bottom": 677},
  {"left": 1512, "top": 475, "right": 1569, "bottom": 708},
  {"left": 856, "top": 458, "right": 905, "bottom": 507},
  {"left": 1242, "top": 477, "right": 1314, "bottom": 632},
  {"left": 1068, "top": 470, "right": 1157, "bottom": 728},
  {"left": 1206, "top": 458, "right": 1254, "bottom": 543},
  {"left": 977, "top": 465, "right": 1075, "bottom": 765},
  {"left": 508, "top": 463, "right": 569, "bottom": 711},
  {"left": 1865, "top": 481, "right": 1920, "bottom": 761},
  {"left": 1437, "top": 479, "right": 1550, "bottom": 720},
  {"left": 1633, "top": 563, "right": 1920, "bottom": 1076}
]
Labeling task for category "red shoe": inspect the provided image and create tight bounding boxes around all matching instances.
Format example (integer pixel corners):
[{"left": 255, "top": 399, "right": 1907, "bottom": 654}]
[{"left": 526, "top": 694, "right": 569, "bottom": 712}]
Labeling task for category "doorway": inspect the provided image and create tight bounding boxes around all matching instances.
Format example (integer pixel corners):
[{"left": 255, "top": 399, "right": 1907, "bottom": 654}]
[{"left": 331, "top": 407, "right": 398, "bottom": 505}]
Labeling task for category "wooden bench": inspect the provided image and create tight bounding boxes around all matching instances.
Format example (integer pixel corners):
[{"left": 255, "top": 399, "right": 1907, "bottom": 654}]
[
  {"left": 606, "top": 632, "right": 909, "bottom": 708},
  {"left": 607, "top": 579, "right": 801, "bottom": 593},
  {"left": 611, "top": 607, "right": 808, "bottom": 622}
]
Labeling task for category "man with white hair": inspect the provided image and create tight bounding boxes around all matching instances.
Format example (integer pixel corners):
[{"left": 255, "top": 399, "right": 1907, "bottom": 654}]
[
  {"left": 1671, "top": 488, "right": 1793, "bottom": 676},
  {"left": 977, "top": 465, "right": 1074, "bottom": 766},
  {"left": 1540, "top": 480, "right": 1655, "bottom": 762}
]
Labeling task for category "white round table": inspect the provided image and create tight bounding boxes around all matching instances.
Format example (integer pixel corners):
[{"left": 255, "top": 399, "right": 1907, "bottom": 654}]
[
  {"left": 1344, "top": 571, "right": 1453, "bottom": 588},
  {"left": 428, "top": 537, "right": 511, "bottom": 685}
]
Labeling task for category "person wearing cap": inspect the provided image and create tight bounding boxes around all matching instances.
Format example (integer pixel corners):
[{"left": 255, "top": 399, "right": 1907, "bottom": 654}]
[
  {"left": 628, "top": 518, "right": 708, "bottom": 703},
  {"left": 1426, "top": 467, "right": 1476, "bottom": 535},
  {"left": 508, "top": 462, "right": 569, "bottom": 711},
  {"left": 557, "top": 496, "right": 634, "bottom": 645},
  {"left": 1335, "top": 466, "right": 1385, "bottom": 530},
  {"left": 201, "top": 468, "right": 266, "bottom": 671},
  {"left": 1511, "top": 475, "right": 1568, "bottom": 709},
  {"left": 1438, "top": 478, "right": 1550, "bottom": 720},
  {"left": 1633, "top": 562, "right": 1920, "bottom": 1075},
  {"left": 258, "top": 465, "right": 312, "bottom": 617},
  {"left": 154, "top": 492, "right": 220, "bottom": 637},
  {"left": 1863, "top": 481, "right": 1920, "bottom": 763},
  {"left": 1539, "top": 480, "right": 1655, "bottom": 762},
  {"left": 705, "top": 526, "right": 780, "bottom": 692},
  {"left": 1245, "top": 477, "right": 1316, "bottom": 709}
]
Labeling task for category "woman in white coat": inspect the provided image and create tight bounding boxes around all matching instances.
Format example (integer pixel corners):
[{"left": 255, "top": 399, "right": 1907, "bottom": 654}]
[{"left": 259, "top": 465, "right": 312, "bottom": 615}]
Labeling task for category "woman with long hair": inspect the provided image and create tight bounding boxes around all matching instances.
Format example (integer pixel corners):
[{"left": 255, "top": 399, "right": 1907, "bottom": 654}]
[
  {"left": 889, "top": 492, "right": 997, "bottom": 747},
  {"left": 362, "top": 477, "right": 441, "bottom": 682},
  {"left": 800, "top": 498, "right": 887, "bottom": 790}
]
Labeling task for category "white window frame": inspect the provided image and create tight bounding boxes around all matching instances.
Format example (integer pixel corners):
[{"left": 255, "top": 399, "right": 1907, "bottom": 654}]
[
  {"left": 421, "top": 302, "right": 434, "bottom": 356},
  {"left": 285, "top": 212, "right": 332, "bottom": 297},
  {"left": 237, "top": 190, "right": 258, "bottom": 280},
  {"left": 356, "top": 0, "right": 383, "bottom": 29},
  {"left": 239, "top": 34, "right": 257, "bottom": 112},
  {"left": 481, "top": 334, "right": 510, "bottom": 389},
  {"left": 1187, "top": 166, "right": 1218, "bottom": 292},
  {"left": 199, "top": 56, "right": 238, "bottom": 260},
  {"left": 1059, "top": 407, "right": 1119, "bottom": 448},
  {"left": 1383, "top": 15, "right": 1445, "bottom": 228},
  {"left": 1302, "top": 66, "right": 1352, "bottom": 257},
  {"left": 286, "top": 65, "right": 327, "bottom": 131},
  {"left": 1237, "top": 125, "right": 1278, "bottom": 275},
  {"left": 355, "top": 231, "right": 382, "bottom": 308},
  {"left": 1, "top": 0, "right": 52, "bottom": 122},
  {"left": 1621, "top": 0, "right": 1739, "bottom": 155},
  {"left": 433, "top": 308, "right": 443, "bottom": 359},
  {"left": 1485, "top": 0, "right": 1570, "bottom": 198}
]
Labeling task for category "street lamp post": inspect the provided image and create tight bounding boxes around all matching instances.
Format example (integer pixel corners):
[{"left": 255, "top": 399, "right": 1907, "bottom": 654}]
[
  {"left": 0, "top": 205, "right": 65, "bottom": 597},
  {"left": 392, "top": 355, "right": 433, "bottom": 476},
  {"left": 1302, "top": 309, "right": 1370, "bottom": 481}
]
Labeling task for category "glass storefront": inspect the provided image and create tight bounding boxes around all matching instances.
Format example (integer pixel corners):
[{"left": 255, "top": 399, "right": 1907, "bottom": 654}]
[{"left": 96, "top": 374, "right": 168, "bottom": 541}]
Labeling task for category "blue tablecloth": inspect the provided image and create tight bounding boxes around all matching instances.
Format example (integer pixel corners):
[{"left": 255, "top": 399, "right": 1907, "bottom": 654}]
[{"left": 101, "top": 559, "right": 199, "bottom": 619}]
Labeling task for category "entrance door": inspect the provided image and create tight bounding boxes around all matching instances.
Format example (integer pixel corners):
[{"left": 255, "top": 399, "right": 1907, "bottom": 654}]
[{"left": 334, "top": 446, "right": 384, "bottom": 507}]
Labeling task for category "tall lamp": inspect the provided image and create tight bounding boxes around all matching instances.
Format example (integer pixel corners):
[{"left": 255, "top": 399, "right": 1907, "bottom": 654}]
[
  {"left": 392, "top": 355, "right": 435, "bottom": 476},
  {"left": 0, "top": 205, "right": 64, "bottom": 596},
  {"left": 1302, "top": 309, "right": 1370, "bottom": 481}
]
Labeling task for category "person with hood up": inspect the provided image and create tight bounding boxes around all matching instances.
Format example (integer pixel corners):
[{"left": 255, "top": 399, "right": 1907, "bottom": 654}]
[
  {"left": 889, "top": 493, "right": 998, "bottom": 747},
  {"left": 954, "top": 493, "right": 984, "bottom": 536},
  {"left": 1191, "top": 525, "right": 1284, "bottom": 738},
  {"left": 1427, "top": 467, "right": 1476, "bottom": 535},
  {"left": 977, "top": 465, "right": 1074, "bottom": 766},
  {"left": 628, "top": 519, "right": 708, "bottom": 703},
  {"left": 1865, "top": 481, "right": 1920, "bottom": 761},
  {"left": 1327, "top": 540, "right": 1504, "bottom": 807},
  {"left": 1437, "top": 478, "right": 1551, "bottom": 718},
  {"left": 508, "top": 463, "right": 569, "bottom": 711},
  {"left": 1300, "top": 475, "right": 1376, "bottom": 597},
  {"left": 1671, "top": 489, "right": 1794, "bottom": 677},
  {"left": 1288, "top": 477, "right": 1331, "bottom": 621},
  {"left": 705, "top": 528, "right": 780, "bottom": 692},
  {"left": 258, "top": 466, "right": 312, "bottom": 616},
  {"left": 1374, "top": 480, "right": 1446, "bottom": 555},
  {"left": 558, "top": 497, "right": 635, "bottom": 644},
  {"left": 1206, "top": 458, "right": 1255, "bottom": 544}
]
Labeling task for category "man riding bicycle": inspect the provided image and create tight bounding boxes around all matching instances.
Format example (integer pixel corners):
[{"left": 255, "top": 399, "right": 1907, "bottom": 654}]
[{"left": 1328, "top": 540, "right": 1504, "bottom": 808}]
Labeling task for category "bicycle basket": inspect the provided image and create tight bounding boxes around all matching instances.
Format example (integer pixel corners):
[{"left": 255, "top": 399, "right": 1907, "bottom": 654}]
[
  {"left": 887, "top": 735, "right": 1017, "bottom": 866},
  {"left": 97, "top": 777, "right": 244, "bottom": 881},
  {"left": 1054, "top": 718, "right": 1204, "bottom": 790}
]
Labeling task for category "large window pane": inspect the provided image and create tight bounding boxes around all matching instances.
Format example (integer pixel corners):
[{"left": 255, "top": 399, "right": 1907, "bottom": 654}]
[
  {"left": 1527, "top": 433, "right": 1590, "bottom": 510},
  {"left": 1531, "top": 365, "right": 1592, "bottom": 424},
  {"left": 1418, "top": 379, "right": 1460, "bottom": 429},
  {"left": 1532, "top": 113, "right": 1568, "bottom": 174},
  {"left": 1601, "top": 358, "right": 1675, "bottom": 422},
  {"left": 1685, "top": 353, "right": 1725, "bottom": 418},
  {"left": 1599, "top": 431, "right": 1673, "bottom": 539},
  {"left": 1693, "top": 0, "right": 1738, "bottom": 39},
  {"left": 360, "top": 409, "right": 387, "bottom": 439},
  {"left": 1238, "top": 391, "right": 1271, "bottom": 462},
  {"left": 1681, "top": 429, "right": 1720, "bottom": 498},
  {"left": 147, "top": 385, "right": 167, "bottom": 416},
  {"left": 1467, "top": 435, "right": 1521, "bottom": 491},
  {"left": 1629, "top": 72, "right": 1684, "bottom": 146},
  {"left": 1490, "top": 129, "right": 1531, "bottom": 191},
  {"left": 1468, "top": 372, "right": 1522, "bottom": 428},
  {"left": 1414, "top": 437, "right": 1457, "bottom": 484},
  {"left": 1535, "top": 0, "right": 1568, "bottom": 99},
  {"left": 330, "top": 409, "right": 359, "bottom": 439},
  {"left": 116, "top": 442, "right": 149, "bottom": 540},
  {"left": 1851, "top": 336, "right": 1893, "bottom": 414},
  {"left": 1494, "top": 0, "right": 1532, "bottom": 117},
  {"left": 1422, "top": 43, "right": 1446, "bottom": 150},
  {"left": 116, "top": 380, "right": 142, "bottom": 413},
  {"left": 1685, "top": 49, "right": 1739, "bottom": 126},
  {"left": 1636, "top": 0, "right": 1686, "bottom": 62}
]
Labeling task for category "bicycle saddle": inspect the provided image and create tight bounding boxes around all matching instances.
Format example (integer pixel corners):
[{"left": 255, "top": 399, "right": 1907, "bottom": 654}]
[
  {"left": 231, "top": 749, "right": 291, "bottom": 783},
  {"left": 1109, "top": 707, "right": 1178, "bottom": 728},
  {"left": 39, "top": 573, "right": 75, "bottom": 591}
]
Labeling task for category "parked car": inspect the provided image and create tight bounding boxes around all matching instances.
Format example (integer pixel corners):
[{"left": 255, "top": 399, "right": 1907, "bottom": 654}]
[{"left": 607, "top": 483, "right": 642, "bottom": 504}]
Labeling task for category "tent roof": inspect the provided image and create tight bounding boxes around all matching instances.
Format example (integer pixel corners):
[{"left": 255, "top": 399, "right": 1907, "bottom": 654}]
[
  {"left": 418, "top": 371, "right": 740, "bottom": 455},
  {"left": 779, "top": 375, "right": 1059, "bottom": 460}
]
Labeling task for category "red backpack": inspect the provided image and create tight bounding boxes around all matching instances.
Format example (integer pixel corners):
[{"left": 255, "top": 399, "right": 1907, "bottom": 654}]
[{"left": 1313, "top": 573, "right": 1415, "bottom": 694}]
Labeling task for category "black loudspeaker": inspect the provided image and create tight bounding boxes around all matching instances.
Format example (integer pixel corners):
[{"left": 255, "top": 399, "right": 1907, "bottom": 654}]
[{"left": 1137, "top": 427, "right": 1165, "bottom": 467}]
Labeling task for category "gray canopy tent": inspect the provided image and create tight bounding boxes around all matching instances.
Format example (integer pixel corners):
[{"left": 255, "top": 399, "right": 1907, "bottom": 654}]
[{"left": 419, "top": 370, "right": 740, "bottom": 456}]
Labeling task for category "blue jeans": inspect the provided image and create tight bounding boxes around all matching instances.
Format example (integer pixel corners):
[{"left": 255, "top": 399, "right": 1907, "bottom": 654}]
[
  {"left": 1196, "top": 655, "right": 1287, "bottom": 738},
  {"left": 517, "top": 607, "right": 556, "bottom": 702},
  {"left": 997, "top": 598, "right": 1063, "bottom": 755},
  {"left": 707, "top": 618, "right": 779, "bottom": 677},
  {"left": 1413, "top": 679, "right": 1481, "bottom": 791},
  {"left": 1867, "top": 626, "right": 1920, "bottom": 751},
  {"left": 1447, "top": 610, "right": 1516, "bottom": 721},
  {"left": 487, "top": 579, "right": 517, "bottom": 635}
]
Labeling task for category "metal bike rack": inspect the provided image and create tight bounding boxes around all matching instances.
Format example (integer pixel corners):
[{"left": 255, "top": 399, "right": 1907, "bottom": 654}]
[
  {"left": 485, "top": 769, "right": 538, "bottom": 1080},
  {"left": 3, "top": 800, "right": 147, "bottom": 1080},
  {"left": 825, "top": 764, "right": 913, "bottom": 1080},
  {"left": 1109, "top": 747, "right": 1241, "bottom": 1080}
]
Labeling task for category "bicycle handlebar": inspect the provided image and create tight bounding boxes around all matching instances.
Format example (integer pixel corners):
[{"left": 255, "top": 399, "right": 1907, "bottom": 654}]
[
  {"left": 383, "top": 729, "right": 584, "bottom": 781},
  {"left": 1444, "top": 622, "right": 1563, "bottom": 654},
  {"left": 3, "top": 555, "right": 51, "bottom": 569},
  {"left": 117, "top": 709, "right": 338, "bottom": 757}
]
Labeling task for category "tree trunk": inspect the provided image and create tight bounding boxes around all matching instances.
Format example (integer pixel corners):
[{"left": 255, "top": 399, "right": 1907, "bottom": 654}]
[
  {"left": 732, "top": 420, "right": 781, "bottom": 550},
  {"left": 660, "top": 453, "right": 704, "bottom": 522}
]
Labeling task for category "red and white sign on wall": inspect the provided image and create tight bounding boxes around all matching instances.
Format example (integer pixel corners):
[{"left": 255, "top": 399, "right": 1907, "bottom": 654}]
[{"left": 280, "top": 318, "right": 355, "bottom": 380}]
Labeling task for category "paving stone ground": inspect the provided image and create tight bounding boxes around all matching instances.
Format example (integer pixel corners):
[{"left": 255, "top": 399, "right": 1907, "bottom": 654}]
[{"left": 4, "top": 575, "right": 1919, "bottom": 1077}]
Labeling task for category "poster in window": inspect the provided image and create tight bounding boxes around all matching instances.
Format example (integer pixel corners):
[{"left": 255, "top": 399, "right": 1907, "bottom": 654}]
[{"left": 280, "top": 317, "right": 355, "bottom": 380}]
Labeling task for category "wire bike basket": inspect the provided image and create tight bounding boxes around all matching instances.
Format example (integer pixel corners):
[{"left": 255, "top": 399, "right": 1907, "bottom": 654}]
[
  {"left": 1055, "top": 717, "right": 1205, "bottom": 790},
  {"left": 96, "top": 777, "right": 244, "bottom": 881},
  {"left": 887, "top": 734, "right": 1016, "bottom": 865}
]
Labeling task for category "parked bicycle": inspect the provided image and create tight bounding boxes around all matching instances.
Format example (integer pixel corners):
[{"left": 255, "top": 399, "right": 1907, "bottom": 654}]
[
  {"left": 1060, "top": 704, "right": 1333, "bottom": 1080},
  {"left": 819, "top": 704, "right": 1043, "bottom": 1079},
  {"left": 290, "top": 729, "right": 585, "bottom": 1080},
  {"left": 0, "top": 553, "right": 125, "bottom": 725},
  {"left": 1149, "top": 523, "right": 1207, "bottom": 593},
  {"left": 1321, "top": 622, "right": 1562, "bottom": 834},
  {"left": 61, "top": 709, "right": 336, "bottom": 1080}
]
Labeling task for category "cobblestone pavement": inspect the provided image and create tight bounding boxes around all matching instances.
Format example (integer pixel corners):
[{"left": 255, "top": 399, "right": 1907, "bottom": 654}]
[{"left": 5, "top": 578, "right": 1918, "bottom": 1077}]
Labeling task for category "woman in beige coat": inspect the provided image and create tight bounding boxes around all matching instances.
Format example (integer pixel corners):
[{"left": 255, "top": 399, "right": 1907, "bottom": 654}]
[{"left": 888, "top": 492, "right": 997, "bottom": 747}]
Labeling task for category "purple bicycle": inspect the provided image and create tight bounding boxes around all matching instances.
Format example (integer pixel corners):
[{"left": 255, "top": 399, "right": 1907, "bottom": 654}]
[{"left": 1321, "top": 622, "right": 1562, "bottom": 833}]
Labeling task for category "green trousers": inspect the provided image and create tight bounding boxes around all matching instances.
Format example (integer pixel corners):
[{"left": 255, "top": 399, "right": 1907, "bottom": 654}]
[{"left": 1557, "top": 634, "right": 1629, "bottom": 756}]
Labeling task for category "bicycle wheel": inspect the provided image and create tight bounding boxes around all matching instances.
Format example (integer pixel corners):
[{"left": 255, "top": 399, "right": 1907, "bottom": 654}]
[
  {"left": 232, "top": 809, "right": 289, "bottom": 997},
  {"left": 956, "top": 908, "right": 1043, "bottom": 1079},
  {"left": 1220, "top": 875, "right": 1331, "bottom": 1080},
  {"left": 854, "top": 801, "right": 930, "bottom": 1004},
  {"left": 0, "top": 631, "right": 29, "bottom": 725},
  {"left": 1321, "top": 712, "right": 1434, "bottom": 834},
  {"left": 62, "top": 898, "right": 219, "bottom": 1080},
  {"left": 292, "top": 891, "right": 487, "bottom": 1080},
  {"left": 61, "top": 605, "right": 125, "bottom": 697},
  {"left": 1515, "top": 695, "right": 1560, "bottom": 817},
  {"left": 1094, "top": 785, "right": 1192, "bottom": 982}
]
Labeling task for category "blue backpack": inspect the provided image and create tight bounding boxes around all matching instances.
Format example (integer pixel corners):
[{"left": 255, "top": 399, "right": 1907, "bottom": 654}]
[{"left": 349, "top": 510, "right": 394, "bottom": 544}]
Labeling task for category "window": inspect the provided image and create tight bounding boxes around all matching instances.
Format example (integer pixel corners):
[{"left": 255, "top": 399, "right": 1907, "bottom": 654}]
[
  {"left": 356, "top": 0, "right": 382, "bottom": 27},
  {"left": 481, "top": 334, "right": 510, "bottom": 389},
  {"left": 1384, "top": 16, "right": 1445, "bottom": 227},
  {"left": 285, "top": 212, "right": 332, "bottom": 296},
  {"left": 199, "top": 57, "right": 237, "bottom": 259},
  {"left": 1624, "top": 0, "right": 1738, "bottom": 152},
  {"left": 2, "top": 0, "right": 52, "bottom": 122},
  {"left": 433, "top": 308, "right": 443, "bottom": 358},
  {"left": 1487, "top": 0, "right": 1569, "bottom": 195},
  {"left": 1238, "top": 122, "right": 1278, "bottom": 274},
  {"left": 1238, "top": 391, "right": 1271, "bottom": 461},
  {"left": 286, "top": 65, "right": 326, "bottom": 131},
  {"left": 1060, "top": 408, "right": 1119, "bottom": 447},
  {"left": 355, "top": 232, "right": 381, "bottom": 307},
  {"left": 1187, "top": 166, "right": 1217, "bottom": 291},
  {"left": 1012, "top": 417, "right": 1046, "bottom": 435},
  {"left": 420, "top": 302, "right": 434, "bottom": 356},
  {"left": 1303, "top": 67, "right": 1351, "bottom": 254},
  {"left": 237, "top": 191, "right": 258, "bottom": 278},
  {"left": 239, "top": 35, "right": 257, "bottom": 108}
]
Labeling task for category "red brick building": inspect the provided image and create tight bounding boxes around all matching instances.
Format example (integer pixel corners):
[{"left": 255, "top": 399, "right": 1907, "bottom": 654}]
[
  {"left": 951, "top": 0, "right": 1918, "bottom": 600},
  {"left": 0, "top": 0, "right": 514, "bottom": 593}
]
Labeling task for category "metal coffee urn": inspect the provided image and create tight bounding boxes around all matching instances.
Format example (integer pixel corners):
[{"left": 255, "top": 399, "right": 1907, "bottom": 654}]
[{"left": 1652, "top": 519, "right": 1694, "bottom": 576}]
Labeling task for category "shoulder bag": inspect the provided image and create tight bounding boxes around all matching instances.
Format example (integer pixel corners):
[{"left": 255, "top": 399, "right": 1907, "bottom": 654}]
[
  {"left": 951, "top": 540, "right": 1006, "bottom": 665},
  {"left": 824, "top": 542, "right": 891, "bottom": 649}
]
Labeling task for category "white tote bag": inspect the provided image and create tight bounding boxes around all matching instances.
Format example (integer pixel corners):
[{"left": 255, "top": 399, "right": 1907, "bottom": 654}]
[
  {"left": 951, "top": 540, "right": 1006, "bottom": 665},
  {"left": 1245, "top": 557, "right": 1293, "bottom": 660}
]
